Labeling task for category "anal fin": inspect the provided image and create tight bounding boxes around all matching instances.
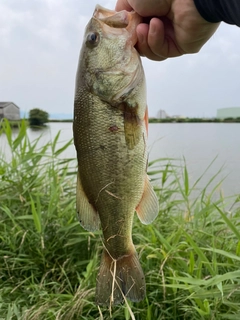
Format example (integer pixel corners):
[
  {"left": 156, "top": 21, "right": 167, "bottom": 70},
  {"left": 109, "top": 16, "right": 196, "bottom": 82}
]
[
  {"left": 136, "top": 176, "right": 159, "bottom": 225},
  {"left": 76, "top": 172, "right": 100, "bottom": 231}
]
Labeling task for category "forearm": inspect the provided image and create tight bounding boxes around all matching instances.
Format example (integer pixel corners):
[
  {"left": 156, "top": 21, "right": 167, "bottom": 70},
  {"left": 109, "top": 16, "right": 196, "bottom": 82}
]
[{"left": 194, "top": 0, "right": 240, "bottom": 27}]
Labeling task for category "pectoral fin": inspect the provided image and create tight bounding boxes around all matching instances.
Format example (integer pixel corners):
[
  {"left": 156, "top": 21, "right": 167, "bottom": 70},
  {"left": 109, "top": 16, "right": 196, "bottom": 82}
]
[
  {"left": 136, "top": 176, "right": 159, "bottom": 225},
  {"left": 76, "top": 172, "right": 100, "bottom": 231},
  {"left": 124, "top": 112, "right": 142, "bottom": 149},
  {"left": 123, "top": 105, "right": 148, "bottom": 150}
]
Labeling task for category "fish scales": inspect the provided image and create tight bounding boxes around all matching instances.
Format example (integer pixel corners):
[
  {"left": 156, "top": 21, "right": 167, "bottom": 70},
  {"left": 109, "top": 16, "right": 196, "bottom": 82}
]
[
  {"left": 73, "top": 5, "right": 159, "bottom": 305},
  {"left": 75, "top": 91, "right": 146, "bottom": 252}
]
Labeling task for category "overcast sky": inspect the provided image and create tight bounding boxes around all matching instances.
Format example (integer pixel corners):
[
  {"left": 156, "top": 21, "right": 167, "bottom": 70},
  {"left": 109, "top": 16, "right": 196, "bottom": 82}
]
[{"left": 0, "top": 0, "right": 240, "bottom": 118}]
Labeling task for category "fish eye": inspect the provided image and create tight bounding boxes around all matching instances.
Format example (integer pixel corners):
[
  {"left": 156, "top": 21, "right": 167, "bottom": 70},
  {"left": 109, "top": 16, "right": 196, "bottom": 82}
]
[{"left": 86, "top": 32, "right": 99, "bottom": 47}]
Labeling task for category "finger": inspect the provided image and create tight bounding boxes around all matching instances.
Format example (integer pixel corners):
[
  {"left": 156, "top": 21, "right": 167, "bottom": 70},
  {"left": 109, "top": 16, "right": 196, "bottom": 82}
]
[
  {"left": 135, "top": 23, "right": 166, "bottom": 61},
  {"left": 147, "top": 18, "right": 168, "bottom": 57},
  {"left": 148, "top": 18, "right": 183, "bottom": 58},
  {"left": 115, "top": 0, "right": 132, "bottom": 11}
]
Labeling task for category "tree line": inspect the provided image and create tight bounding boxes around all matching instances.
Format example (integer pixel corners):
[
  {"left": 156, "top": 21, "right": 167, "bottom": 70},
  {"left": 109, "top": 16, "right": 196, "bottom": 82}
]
[{"left": 149, "top": 117, "right": 240, "bottom": 123}]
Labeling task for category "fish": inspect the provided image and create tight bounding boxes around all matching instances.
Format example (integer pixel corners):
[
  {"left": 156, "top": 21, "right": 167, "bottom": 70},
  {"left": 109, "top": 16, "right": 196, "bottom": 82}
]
[{"left": 73, "top": 5, "right": 159, "bottom": 306}]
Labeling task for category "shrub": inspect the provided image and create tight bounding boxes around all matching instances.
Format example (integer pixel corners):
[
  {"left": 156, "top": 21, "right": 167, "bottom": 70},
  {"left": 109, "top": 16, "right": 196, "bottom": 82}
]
[{"left": 29, "top": 108, "right": 49, "bottom": 126}]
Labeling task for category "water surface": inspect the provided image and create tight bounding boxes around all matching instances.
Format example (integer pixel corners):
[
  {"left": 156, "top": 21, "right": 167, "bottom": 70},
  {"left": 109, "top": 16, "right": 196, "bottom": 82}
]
[{"left": 1, "top": 122, "right": 239, "bottom": 197}]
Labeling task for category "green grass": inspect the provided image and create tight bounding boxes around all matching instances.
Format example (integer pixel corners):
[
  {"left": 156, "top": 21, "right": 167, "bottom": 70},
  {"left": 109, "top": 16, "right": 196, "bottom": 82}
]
[
  {"left": 0, "top": 119, "right": 26, "bottom": 128},
  {"left": 1, "top": 119, "right": 240, "bottom": 320}
]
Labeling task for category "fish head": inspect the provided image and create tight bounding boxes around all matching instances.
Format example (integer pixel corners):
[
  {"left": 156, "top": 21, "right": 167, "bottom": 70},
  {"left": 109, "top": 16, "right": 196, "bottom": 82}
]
[{"left": 76, "top": 5, "right": 144, "bottom": 104}]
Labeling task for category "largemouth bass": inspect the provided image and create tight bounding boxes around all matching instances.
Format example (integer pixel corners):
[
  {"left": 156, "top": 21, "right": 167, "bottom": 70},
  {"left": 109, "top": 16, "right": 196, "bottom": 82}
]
[{"left": 73, "top": 5, "right": 159, "bottom": 305}]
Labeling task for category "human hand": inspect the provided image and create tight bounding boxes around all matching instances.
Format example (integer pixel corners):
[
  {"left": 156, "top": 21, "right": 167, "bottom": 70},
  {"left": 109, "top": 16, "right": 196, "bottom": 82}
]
[{"left": 115, "top": 0, "right": 220, "bottom": 60}]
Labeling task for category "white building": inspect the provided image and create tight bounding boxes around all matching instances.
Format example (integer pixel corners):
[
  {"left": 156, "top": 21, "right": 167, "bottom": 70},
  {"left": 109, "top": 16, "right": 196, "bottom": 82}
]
[
  {"left": 217, "top": 107, "right": 240, "bottom": 119},
  {"left": 157, "top": 109, "right": 169, "bottom": 119},
  {"left": 0, "top": 102, "right": 20, "bottom": 120}
]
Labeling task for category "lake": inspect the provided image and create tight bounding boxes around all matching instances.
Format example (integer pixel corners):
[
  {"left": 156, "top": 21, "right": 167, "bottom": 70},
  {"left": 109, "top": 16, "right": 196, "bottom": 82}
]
[{"left": 1, "top": 122, "right": 239, "bottom": 197}]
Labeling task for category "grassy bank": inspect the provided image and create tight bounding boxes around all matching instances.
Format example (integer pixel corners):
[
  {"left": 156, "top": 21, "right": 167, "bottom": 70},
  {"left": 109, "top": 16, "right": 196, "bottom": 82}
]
[{"left": 1, "top": 119, "right": 240, "bottom": 320}]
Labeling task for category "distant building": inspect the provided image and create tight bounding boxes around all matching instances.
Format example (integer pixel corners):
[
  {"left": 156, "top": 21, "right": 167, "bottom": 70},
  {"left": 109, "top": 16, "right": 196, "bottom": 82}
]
[
  {"left": 217, "top": 107, "right": 240, "bottom": 119},
  {"left": 157, "top": 109, "right": 169, "bottom": 119},
  {"left": 172, "top": 115, "right": 186, "bottom": 119},
  {"left": 0, "top": 102, "right": 20, "bottom": 121}
]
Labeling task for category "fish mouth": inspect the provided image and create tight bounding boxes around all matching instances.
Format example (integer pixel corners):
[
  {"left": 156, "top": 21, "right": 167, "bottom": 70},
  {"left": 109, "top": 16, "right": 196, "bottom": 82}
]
[
  {"left": 94, "top": 5, "right": 129, "bottom": 28},
  {"left": 93, "top": 5, "right": 141, "bottom": 45}
]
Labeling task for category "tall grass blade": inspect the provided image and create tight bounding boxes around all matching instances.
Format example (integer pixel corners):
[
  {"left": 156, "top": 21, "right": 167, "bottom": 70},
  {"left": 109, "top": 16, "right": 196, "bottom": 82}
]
[
  {"left": 13, "top": 119, "right": 27, "bottom": 151},
  {"left": 30, "top": 195, "right": 42, "bottom": 234},
  {"left": 215, "top": 205, "right": 240, "bottom": 240},
  {"left": 184, "top": 161, "right": 189, "bottom": 196},
  {"left": 1, "top": 118, "right": 12, "bottom": 148}
]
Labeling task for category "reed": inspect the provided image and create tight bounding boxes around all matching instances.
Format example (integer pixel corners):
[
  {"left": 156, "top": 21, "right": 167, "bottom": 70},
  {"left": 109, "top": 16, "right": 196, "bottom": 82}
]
[{"left": 1, "top": 119, "right": 240, "bottom": 319}]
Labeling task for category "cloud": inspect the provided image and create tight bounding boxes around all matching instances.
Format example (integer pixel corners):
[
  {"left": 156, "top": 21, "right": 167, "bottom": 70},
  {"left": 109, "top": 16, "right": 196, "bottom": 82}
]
[{"left": 0, "top": 2, "right": 33, "bottom": 48}]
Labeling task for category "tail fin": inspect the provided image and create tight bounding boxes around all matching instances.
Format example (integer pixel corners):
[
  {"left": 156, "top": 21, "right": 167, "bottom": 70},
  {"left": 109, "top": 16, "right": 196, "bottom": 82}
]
[{"left": 95, "top": 248, "right": 145, "bottom": 305}]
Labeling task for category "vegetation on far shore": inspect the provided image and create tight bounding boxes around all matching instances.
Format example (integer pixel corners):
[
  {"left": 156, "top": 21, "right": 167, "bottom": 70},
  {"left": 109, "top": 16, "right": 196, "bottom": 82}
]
[
  {"left": 1, "top": 119, "right": 240, "bottom": 319},
  {"left": 149, "top": 117, "right": 240, "bottom": 123}
]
